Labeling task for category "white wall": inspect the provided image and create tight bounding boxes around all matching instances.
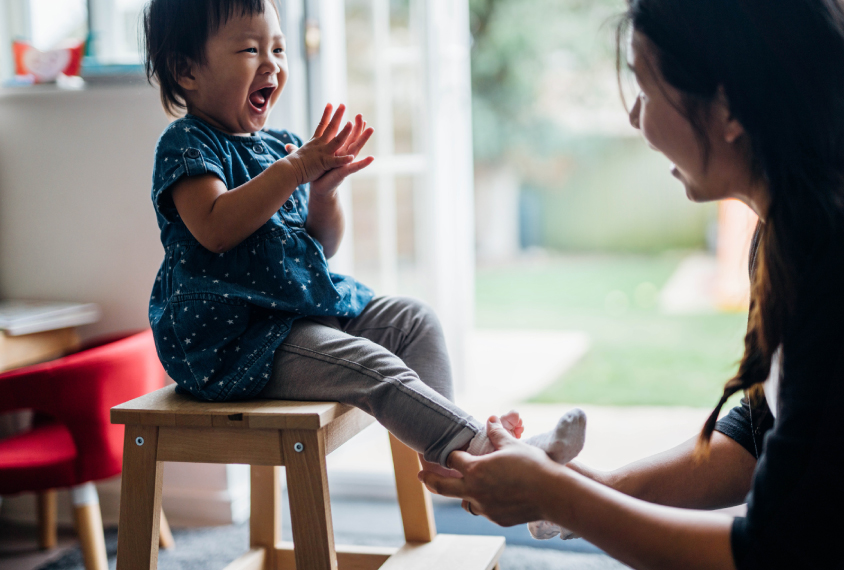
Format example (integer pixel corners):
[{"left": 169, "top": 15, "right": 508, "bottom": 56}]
[{"left": 0, "top": 81, "right": 168, "bottom": 337}]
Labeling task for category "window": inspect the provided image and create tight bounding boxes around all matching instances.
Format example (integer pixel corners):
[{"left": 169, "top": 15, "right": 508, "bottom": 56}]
[{"left": 0, "top": 0, "right": 146, "bottom": 82}]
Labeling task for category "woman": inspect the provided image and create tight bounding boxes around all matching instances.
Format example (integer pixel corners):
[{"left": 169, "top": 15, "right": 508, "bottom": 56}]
[{"left": 420, "top": 1, "right": 844, "bottom": 568}]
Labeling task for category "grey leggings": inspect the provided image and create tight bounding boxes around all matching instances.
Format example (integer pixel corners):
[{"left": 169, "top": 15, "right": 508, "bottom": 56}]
[{"left": 259, "top": 296, "right": 480, "bottom": 467}]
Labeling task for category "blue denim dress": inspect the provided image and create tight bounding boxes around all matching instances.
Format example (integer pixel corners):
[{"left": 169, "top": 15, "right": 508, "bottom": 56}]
[{"left": 148, "top": 116, "right": 374, "bottom": 401}]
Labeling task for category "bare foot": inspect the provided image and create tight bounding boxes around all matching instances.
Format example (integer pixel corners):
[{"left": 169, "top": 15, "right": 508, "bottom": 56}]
[{"left": 500, "top": 409, "right": 524, "bottom": 439}]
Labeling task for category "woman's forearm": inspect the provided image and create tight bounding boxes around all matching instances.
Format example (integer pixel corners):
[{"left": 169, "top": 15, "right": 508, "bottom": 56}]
[
  {"left": 542, "top": 465, "right": 736, "bottom": 570},
  {"left": 571, "top": 432, "right": 755, "bottom": 510}
]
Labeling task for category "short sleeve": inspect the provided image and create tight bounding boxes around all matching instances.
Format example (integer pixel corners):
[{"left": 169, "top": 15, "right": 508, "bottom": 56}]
[
  {"left": 151, "top": 121, "right": 227, "bottom": 222},
  {"left": 714, "top": 398, "right": 774, "bottom": 459}
]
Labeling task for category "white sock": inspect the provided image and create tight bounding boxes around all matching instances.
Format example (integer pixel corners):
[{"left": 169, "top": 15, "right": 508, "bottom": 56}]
[
  {"left": 462, "top": 408, "right": 585, "bottom": 541},
  {"left": 524, "top": 408, "right": 587, "bottom": 541}
]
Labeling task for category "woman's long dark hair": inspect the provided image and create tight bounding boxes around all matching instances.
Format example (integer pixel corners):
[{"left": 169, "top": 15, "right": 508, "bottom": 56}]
[{"left": 618, "top": 0, "right": 844, "bottom": 454}]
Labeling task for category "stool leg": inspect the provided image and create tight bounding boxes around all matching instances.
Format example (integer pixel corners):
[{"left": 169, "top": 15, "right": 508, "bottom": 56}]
[
  {"left": 282, "top": 429, "right": 337, "bottom": 570},
  {"left": 158, "top": 509, "right": 175, "bottom": 550},
  {"left": 37, "top": 489, "right": 58, "bottom": 550},
  {"left": 389, "top": 433, "right": 436, "bottom": 543},
  {"left": 116, "top": 425, "right": 163, "bottom": 570},
  {"left": 250, "top": 465, "right": 282, "bottom": 569}
]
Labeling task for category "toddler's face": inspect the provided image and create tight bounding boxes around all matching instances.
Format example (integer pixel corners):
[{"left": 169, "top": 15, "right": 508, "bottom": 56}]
[{"left": 180, "top": 0, "right": 287, "bottom": 135}]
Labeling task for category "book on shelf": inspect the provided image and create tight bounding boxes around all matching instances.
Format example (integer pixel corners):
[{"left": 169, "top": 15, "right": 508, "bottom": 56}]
[{"left": 0, "top": 300, "right": 100, "bottom": 336}]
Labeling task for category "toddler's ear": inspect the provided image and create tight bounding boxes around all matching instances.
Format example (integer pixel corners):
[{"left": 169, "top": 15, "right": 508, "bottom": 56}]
[{"left": 174, "top": 57, "right": 199, "bottom": 92}]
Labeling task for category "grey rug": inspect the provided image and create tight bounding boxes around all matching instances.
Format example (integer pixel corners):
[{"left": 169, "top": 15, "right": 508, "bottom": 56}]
[{"left": 37, "top": 500, "right": 629, "bottom": 569}]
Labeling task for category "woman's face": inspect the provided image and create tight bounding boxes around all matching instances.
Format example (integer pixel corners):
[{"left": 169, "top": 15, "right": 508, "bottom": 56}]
[{"left": 627, "top": 32, "right": 764, "bottom": 212}]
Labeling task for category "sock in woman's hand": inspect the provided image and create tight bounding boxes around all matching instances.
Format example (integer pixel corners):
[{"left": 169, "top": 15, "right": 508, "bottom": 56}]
[{"left": 524, "top": 408, "right": 587, "bottom": 540}]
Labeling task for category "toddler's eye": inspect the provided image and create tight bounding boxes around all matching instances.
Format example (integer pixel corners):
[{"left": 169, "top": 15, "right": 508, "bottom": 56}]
[
  {"left": 274, "top": 48, "right": 284, "bottom": 54},
  {"left": 243, "top": 47, "right": 258, "bottom": 54}
]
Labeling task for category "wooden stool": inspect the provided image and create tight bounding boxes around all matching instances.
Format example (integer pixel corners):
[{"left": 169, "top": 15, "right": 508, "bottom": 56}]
[{"left": 111, "top": 386, "right": 505, "bottom": 570}]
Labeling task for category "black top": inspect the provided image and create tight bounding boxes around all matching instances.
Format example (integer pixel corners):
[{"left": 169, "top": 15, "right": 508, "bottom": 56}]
[{"left": 713, "top": 224, "right": 844, "bottom": 569}]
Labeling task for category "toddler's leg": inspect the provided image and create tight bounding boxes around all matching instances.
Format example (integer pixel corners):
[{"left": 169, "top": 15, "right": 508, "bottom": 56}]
[
  {"left": 331, "top": 296, "right": 455, "bottom": 401},
  {"left": 330, "top": 296, "right": 524, "bottom": 473},
  {"left": 261, "top": 318, "right": 479, "bottom": 468}
]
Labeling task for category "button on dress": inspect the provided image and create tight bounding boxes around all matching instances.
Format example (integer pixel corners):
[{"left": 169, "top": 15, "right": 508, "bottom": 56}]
[{"left": 148, "top": 116, "right": 374, "bottom": 401}]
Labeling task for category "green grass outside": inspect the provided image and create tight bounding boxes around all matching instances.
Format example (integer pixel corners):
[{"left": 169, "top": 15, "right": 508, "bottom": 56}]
[{"left": 475, "top": 254, "right": 749, "bottom": 407}]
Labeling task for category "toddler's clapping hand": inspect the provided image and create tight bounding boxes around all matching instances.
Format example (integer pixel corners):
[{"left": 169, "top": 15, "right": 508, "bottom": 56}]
[{"left": 284, "top": 104, "right": 374, "bottom": 197}]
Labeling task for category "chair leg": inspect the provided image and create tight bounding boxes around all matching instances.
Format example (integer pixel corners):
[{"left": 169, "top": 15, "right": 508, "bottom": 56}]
[
  {"left": 71, "top": 483, "right": 108, "bottom": 570},
  {"left": 283, "top": 429, "right": 337, "bottom": 570},
  {"left": 250, "top": 466, "right": 281, "bottom": 569},
  {"left": 158, "top": 509, "right": 175, "bottom": 550},
  {"left": 388, "top": 433, "right": 436, "bottom": 543},
  {"left": 116, "top": 425, "right": 163, "bottom": 570},
  {"left": 37, "top": 489, "right": 58, "bottom": 550}
]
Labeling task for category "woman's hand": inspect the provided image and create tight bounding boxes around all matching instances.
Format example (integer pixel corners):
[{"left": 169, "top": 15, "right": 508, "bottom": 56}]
[
  {"left": 419, "top": 416, "right": 560, "bottom": 526},
  {"left": 284, "top": 104, "right": 374, "bottom": 195}
]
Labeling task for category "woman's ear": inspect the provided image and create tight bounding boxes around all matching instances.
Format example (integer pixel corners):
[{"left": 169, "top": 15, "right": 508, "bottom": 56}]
[{"left": 716, "top": 85, "right": 746, "bottom": 144}]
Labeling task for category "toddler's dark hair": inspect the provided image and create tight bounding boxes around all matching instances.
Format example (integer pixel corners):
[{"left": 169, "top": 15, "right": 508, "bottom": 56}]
[{"left": 143, "top": 0, "right": 267, "bottom": 116}]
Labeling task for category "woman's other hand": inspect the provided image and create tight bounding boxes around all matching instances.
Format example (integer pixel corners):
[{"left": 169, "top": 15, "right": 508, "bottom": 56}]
[{"left": 419, "top": 416, "right": 559, "bottom": 527}]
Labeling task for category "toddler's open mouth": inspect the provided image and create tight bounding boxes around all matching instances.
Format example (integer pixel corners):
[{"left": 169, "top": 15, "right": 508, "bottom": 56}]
[{"left": 248, "top": 86, "right": 275, "bottom": 112}]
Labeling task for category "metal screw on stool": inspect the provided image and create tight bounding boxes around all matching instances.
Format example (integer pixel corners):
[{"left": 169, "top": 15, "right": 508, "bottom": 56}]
[
  {"left": 135, "top": 437, "right": 145, "bottom": 446},
  {"left": 294, "top": 442, "right": 304, "bottom": 453}
]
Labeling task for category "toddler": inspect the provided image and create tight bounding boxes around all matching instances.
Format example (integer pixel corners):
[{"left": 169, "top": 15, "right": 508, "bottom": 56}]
[{"left": 143, "top": 0, "right": 582, "bottom": 539}]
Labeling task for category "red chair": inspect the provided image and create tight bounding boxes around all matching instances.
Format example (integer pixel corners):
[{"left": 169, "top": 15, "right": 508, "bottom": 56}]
[{"left": 0, "top": 329, "right": 173, "bottom": 570}]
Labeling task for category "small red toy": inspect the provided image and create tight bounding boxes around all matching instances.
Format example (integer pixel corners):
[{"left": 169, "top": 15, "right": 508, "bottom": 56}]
[{"left": 13, "top": 40, "right": 85, "bottom": 84}]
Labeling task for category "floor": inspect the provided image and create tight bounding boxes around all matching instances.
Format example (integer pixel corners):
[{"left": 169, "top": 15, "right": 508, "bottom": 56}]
[{"left": 0, "top": 519, "right": 77, "bottom": 570}]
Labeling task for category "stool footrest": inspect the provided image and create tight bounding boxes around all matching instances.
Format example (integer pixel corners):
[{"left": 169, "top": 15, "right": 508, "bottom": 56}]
[
  {"left": 222, "top": 547, "right": 266, "bottom": 570},
  {"left": 275, "top": 541, "right": 396, "bottom": 569},
  {"left": 378, "top": 535, "right": 505, "bottom": 570},
  {"left": 270, "top": 535, "right": 504, "bottom": 570}
]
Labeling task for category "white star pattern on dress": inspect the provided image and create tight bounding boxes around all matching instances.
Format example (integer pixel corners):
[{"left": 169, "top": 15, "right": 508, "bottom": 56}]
[
  {"left": 184, "top": 338, "right": 191, "bottom": 344},
  {"left": 301, "top": 284, "right": 307, "bottom": 291}
]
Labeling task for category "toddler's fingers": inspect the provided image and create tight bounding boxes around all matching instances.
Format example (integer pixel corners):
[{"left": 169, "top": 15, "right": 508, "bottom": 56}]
[
  {"left": 342, "top": 155, "right": 374, "bottom": 175},
  {"left": 337, "top": 116, "right": 364, "bottom": 156},
  {"left": 313, "top": 104, "right": 333, "bottom": 138},
  {"left": 323, "top": 104, "right": 347, "bottom": 139},
  {"left": 330, "top": 154, "right": 356, "bottom": 168},
  {"left": 317, "top": 156, "right": 374, "bottom": 189},
  {"left": 285, "top": 143, "right": 300, "bottom": 154},
  {"left": 347, "top": 127, "right": 374, "bottom": 156},
  {"left": 328, "top": 122, "right": 354, "bottom": 151}
]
